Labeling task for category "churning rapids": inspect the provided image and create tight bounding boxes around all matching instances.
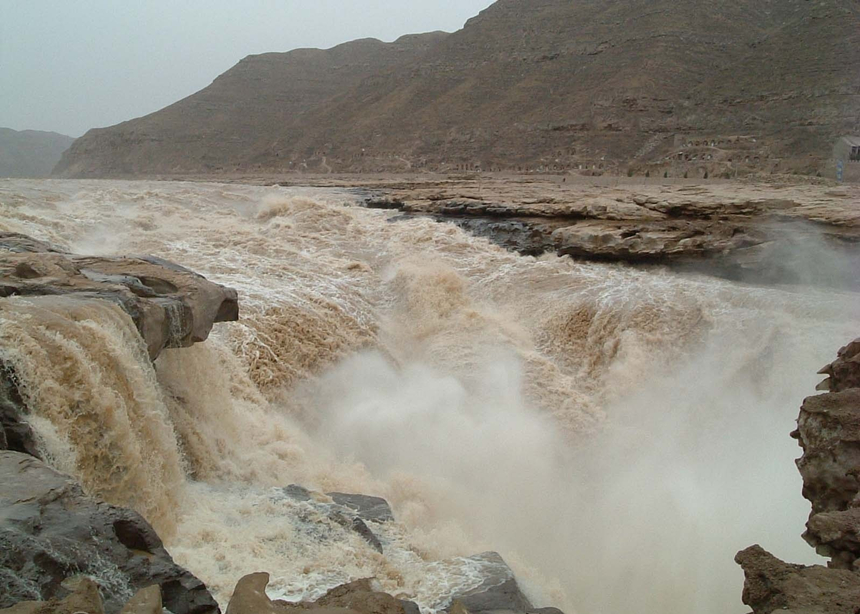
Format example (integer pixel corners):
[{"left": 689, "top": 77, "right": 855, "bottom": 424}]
[{"left": 1, "top": 179, "right": 859, "bottom": 614}]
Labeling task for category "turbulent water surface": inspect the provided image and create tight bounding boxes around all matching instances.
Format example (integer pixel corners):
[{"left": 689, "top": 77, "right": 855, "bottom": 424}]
[{"left": 2, "top": 179, "right": 859, "bottom": 614}]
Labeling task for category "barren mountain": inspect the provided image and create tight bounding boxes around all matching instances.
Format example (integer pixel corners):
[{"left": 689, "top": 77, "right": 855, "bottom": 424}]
[
  {"left": 55, "top": 0, "right": 860, "bottom": 178},
  {"left": 0, "top": 128, "right": 74, "bottom": 177},
  {"left": 54, "top": 33, "right": 448, "bottom": 177}
]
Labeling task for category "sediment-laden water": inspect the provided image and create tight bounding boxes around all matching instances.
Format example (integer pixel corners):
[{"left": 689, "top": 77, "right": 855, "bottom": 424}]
[{"left": 2, "top": 179, "right": 858, "bottom": 614}]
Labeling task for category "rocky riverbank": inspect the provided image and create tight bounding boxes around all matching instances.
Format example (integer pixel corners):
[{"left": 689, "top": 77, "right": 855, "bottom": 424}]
[
  {"left": 354, "top": 177, "right": 860, "bottom": 288},
  {"left": 736, "top": 339, "right": 860, "bottom": 613}
]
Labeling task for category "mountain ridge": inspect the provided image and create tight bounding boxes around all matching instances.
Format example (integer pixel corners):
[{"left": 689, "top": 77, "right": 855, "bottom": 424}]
[
  {"left": 0, "top": 128, "right": 75, "bottom": 178},
  {"left": 54, "top": 0, "right": 860, "bottom": 178}
]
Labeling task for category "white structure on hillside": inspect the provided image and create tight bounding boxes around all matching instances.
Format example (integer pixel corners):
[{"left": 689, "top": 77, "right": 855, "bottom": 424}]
[{"left": 833, "top": 136, "right": 860, "bottom": 162}]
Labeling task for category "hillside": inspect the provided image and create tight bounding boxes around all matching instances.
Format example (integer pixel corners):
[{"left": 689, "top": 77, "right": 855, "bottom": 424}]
[
  {"left": 0, "top": 128, "right": 74, "bottom": 177},
  {"left": 54, "top": 33, "right": 448, "bottom": 177},
  {"left": 55, "top": 0, "right": 860, "bottom": 178}
]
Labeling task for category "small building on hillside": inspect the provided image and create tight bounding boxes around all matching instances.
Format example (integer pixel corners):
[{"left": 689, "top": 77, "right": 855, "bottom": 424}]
[{"left": 833, "top": 136, "right": 860, "bottom": 162}]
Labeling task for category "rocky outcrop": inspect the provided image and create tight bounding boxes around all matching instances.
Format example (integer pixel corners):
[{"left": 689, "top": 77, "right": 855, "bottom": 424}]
[
  {"left": 268, "top": 488, "right": 551, "bottom": 614},
  {"left": 225, "top": 574, "right": 415, "bottom": 614},
  {"left": 735, "top": 546, "right": 860, "bottom": 614},
  {"left": 0, "top": 451, "right": 218, "bottom": 614},
  {"left": 277, "top": 486, "right": 391, "bottom": 554},
  {"left": 797, "top": 340, "right": 860, "bottom": 570},
  {"left": 327, "top": 493, "right": 395, "bottom": 524},
  {"left": 440, "top": 552, "right": 533, "bottom": 614},
  {"left": 736, "top": 337, "right": 860, "bottom": 613},
  {"left": 362, "top": 180, "right": 860, "bottom": 289},
  {"left": 0, "top": 232, "right": 238, "bottom": 360}
]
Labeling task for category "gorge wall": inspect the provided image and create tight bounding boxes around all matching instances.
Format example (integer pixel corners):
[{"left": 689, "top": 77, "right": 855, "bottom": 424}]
[{"left": 3, "top": 180, "right": 860, "bottom": 614}]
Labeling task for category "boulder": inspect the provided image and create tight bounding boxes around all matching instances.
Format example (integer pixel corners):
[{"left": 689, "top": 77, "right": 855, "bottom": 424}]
[
  {"left": 276, "top": 486, "right": 388, "bottom": 553},
  {"left": 0, "top": 232, "right": 238, "bottom": 360},
  {"left": 226, "top": 573, "right": 286, "bottom": 614},
  {"left": 0, "top": 451, "right": 218, "bottom": 614},
  {"left": 326, "top": 493, "right": 394, "bottom": 524},
  {"left": 439, "top": 552, "right": 533, "bottom": 614}
]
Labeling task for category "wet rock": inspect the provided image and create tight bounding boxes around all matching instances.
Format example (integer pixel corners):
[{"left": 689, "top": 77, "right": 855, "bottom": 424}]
[
  {"left": 0, "top": 232, "right": 239, "bottom": 360},
  {"left": 0, "top": 451, "right": 219, "bottom": 614},
  {"left": 280, "top": 484, "right": 313, "bottom": 502},
  {"left": 0, "top": 364, "right": 38, "bottom": 457},
  {"left": 439, "top": 552, "right": 533, "bottom": 614},
  {"left": 226, "top": 574, "right": 409, "bottom": 614},
  {"left": 312, "top": 578, "right": 417, "bottom": 614},
  {"left": 274, "top": 486, "right": 387, "bottom": 553},
  {"left": 346, "top": 517, "right": 383, "bottom": 554},
  {"left": 326, "top": 493, "right": 394, "bottom": 523},
  {"left": 735, "top": 545, "right": 860, "bottom": 614}
]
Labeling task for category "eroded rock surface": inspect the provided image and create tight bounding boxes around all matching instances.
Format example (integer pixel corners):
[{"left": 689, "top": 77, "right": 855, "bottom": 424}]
[
  {"left": 797, "top": 339, "right": 860, "bottom": 570},
  {"left": 0, "top": 451, "right": 218, "bottom": 614},
  {"left": 277, "top": 486, "right": 390, "bottom": 554},
  {"left": 360, "top": 179, "right": 860, "bottom": 289},
  {"left": 737, "top": 337, "right": 860, "bottom": 613},
  {"left": 326, "top": 493, "right": 395, "bottom": 524},
  {"left": 225, "top": 574, "right": 414, "bottom": 614},
  {"left": 736, "top": 546, "right": 860, "bottom": 614},
  {"left": 438, "top": 552, "right": 533, "bottom": 614},
  {"left": 0, "top": 232, "right": 238, "bottom": 360}
]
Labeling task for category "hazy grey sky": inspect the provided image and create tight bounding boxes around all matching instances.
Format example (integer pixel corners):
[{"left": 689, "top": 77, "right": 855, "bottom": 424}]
[{"left": 1, "top": 1, "right": 495, "bottom": 137}]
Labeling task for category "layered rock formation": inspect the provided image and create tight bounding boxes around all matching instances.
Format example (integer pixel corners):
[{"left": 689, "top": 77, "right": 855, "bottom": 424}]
[
  {"left": 736, "top": 338, "right": 860, "bottom": 613},
  {"left": 0, "top": 451, "right": 218, "bottom": 614},
  {"left": 0, "top": 232, "right": 239, "bottom": 360},
  {"left": 361, "top": 178, "right": 860, "bottom": 288},
  {"left": 55, "top": 0, "right": 860, "bottom": 178}
]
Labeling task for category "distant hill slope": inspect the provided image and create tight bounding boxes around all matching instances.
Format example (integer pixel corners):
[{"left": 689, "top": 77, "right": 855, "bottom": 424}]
[
  {"left": 55, "top": 0, "right": 860, "bottom": 178},
  {"left": 54, "top": 33, "right": 448, "bottom": 177},
  {"left": 0, "top": 129, "right": 75, "bottom": 177}
]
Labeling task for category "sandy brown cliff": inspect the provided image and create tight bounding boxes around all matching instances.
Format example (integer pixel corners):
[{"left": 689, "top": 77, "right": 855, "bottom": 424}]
[{"left": 55, "top": 0, "right": 860, "bottom": 178}]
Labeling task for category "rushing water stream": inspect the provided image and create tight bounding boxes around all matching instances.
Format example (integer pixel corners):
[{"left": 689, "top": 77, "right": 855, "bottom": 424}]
[{"left": 2, "top": 179, "right": 858, "bottom": 614}]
